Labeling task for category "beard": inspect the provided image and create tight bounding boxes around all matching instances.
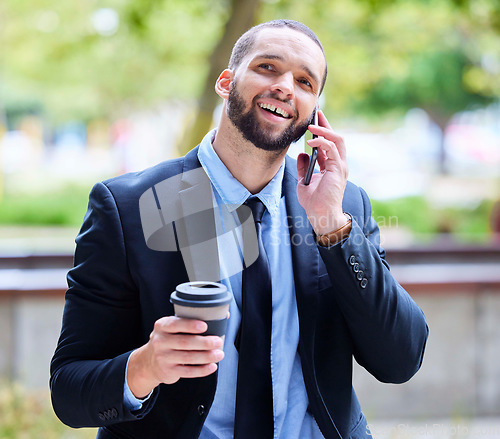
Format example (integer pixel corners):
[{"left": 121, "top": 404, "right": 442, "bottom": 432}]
[{"left": 227, "top": 82, "right": 314, "bottom": 152}]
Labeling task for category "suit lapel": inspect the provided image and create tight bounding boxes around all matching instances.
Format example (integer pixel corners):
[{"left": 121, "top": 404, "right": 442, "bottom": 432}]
[
  {"left": 175, "top": 147, "right": 221, "bottom": 281},
  {"left": 283, "top": 157, "right": 321, "bottom": 338},
  {"left": 175, "top": 149, "right": 322, "bottom": 291}
]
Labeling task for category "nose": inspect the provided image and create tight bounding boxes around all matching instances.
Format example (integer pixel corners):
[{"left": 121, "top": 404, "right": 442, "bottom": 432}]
[{"left": 271, "top": 72, "right": 294, "bottom": 99}]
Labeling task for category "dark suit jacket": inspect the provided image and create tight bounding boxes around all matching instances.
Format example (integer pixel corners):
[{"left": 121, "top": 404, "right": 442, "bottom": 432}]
[{"left": 50, "top": 146, "right": 428, "bottom": 439}]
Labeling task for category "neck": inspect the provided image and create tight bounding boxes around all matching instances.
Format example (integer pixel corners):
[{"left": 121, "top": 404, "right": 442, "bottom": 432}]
[{"left": 212, "top": 118, "right": 288, "bottom": 194}]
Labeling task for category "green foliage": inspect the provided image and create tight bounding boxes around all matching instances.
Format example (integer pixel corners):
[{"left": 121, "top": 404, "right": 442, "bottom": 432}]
[
  {"left": 372, "top": 196, "right": 436, "bottom": 234},
  {"left": 371, "top": 196, "right": 494, "bottom": 242},
  {"left": 442, "top": 199, "right": 495, "bottom": 240},
  {"left": 0, "top": 185, "right": 90, "bottom": 226},
  {"left": 2, "top": 0, "right": 229, "bottom": 122},
  {"left": 3, "top": 0, "right": 500, "bottom": 124},
  {"left": 261, "top": 0, "right": 500, "bottom": 123},
  {"left": 0, "top": 384, "right": 95, "bottom": 438},
  {"left": 0, "top": 184, "right": 493, "bottom": 242},
  {"left": 359, "top": 48, "right": 493, "bottom": 123}
]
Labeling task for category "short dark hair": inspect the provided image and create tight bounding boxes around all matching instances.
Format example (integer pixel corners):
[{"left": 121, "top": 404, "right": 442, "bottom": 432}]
[{"left": 229, "top": 20, "right": 327, "bottom": 94}]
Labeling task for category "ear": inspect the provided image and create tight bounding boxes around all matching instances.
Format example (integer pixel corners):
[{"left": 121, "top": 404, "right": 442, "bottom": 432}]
[{"left": 215, "top": 69, "right": 234, "bottom": 100}]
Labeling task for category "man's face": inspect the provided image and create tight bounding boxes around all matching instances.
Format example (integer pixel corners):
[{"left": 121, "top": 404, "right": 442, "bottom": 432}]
[
  {"left": 226, "top": 27, "right": 326, "bottom": 152},
  {"left": 227, "top": 81, "right": 314, "bottom": 152}
]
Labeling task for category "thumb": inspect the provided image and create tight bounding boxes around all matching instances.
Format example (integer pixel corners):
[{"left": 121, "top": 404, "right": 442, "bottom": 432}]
[{"left": 297, "top": 153, "right": 310, "bottom": 183}]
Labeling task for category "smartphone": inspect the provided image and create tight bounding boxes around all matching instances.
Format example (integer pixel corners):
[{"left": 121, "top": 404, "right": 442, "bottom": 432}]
[{"left": 303, "top": 106, "right": 319, "bottom": 186}]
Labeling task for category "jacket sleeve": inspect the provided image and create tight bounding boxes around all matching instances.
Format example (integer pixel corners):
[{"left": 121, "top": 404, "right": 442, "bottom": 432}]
[
  {"left": 50, "top": 182, "right": 158, "bottom": 427},
  {"left": 318, "top": 186, "right": 428, "bottom": 384}
]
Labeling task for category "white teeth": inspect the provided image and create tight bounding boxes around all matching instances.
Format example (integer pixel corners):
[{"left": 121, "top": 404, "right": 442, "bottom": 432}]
[{"left": 259, "top": 103, "right": 290, "bottom": 118}]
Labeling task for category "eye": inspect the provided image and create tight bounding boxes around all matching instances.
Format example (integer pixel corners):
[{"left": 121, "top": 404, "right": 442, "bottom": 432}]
[
  {"left": 298, "top": 78, "right": 312, "bottom": 88},
  {"left": 258, "top": 63, "right": 275, "bottom": 71}
]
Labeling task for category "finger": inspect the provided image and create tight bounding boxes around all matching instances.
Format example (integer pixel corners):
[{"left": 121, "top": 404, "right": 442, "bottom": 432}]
[
  {"left": 314, "top": 146, "right": 329, "bottom": 171},
  {"left": 308, "top": 127, "right": 346, "bottom": 161},
  {"left": 308, "top": 125, "right": 341, "bottom": 143},
  {"left": 311, "top": 145, "right": 329, "bottom": 173},
  {"left": 307, "top": 112, "right": 331, "bottom": 137},
  {"left": 154, "top": 316, "right": 208, "bottom": 335},
  {"left": 307, "top": 138, "right": 342, "bottom": 168},
  {"left": 174, "top": 348, "right": 225, "bottom": 366},
  {"left": 317, "top": 110, "right": 332, "bottom": 131},
  {"left": 296, "top": 152, "right": 310, "bottom": 181},
  {"left": 174, "top": 363, "right": 219, "bottom": 379},
  {"left": 168, "top": 333, "right": 224, "bottom": 351}
]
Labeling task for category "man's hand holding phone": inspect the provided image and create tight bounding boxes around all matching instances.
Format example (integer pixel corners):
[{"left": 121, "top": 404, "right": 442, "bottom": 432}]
[{"left": 297, "top": 110, "right": 349, "bottom": 236}]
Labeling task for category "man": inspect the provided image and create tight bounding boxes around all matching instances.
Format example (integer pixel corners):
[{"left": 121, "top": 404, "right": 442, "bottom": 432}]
[{"left": 50, "top": 19, "right": 428, "bottom": 439}]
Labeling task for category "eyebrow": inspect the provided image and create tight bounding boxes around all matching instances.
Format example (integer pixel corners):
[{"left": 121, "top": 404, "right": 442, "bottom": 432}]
[{"left": 254, "top": 53, "right": 321, "bottom": 89}]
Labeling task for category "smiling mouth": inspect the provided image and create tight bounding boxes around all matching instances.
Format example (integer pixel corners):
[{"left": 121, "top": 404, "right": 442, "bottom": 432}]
[{"left": 258, "top": 102, "right": 292, "bottom": 119}]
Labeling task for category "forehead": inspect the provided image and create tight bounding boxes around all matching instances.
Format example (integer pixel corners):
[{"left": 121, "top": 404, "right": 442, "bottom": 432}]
[{"left": 243, "top": 27, "right": 326, "bottom": 78}]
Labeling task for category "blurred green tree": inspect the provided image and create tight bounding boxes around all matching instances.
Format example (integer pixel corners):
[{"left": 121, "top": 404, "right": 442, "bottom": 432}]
[
  {"left": 265, "top": 0, "right": 499, "bottom": 170},
  {"left": 359, "top": 48, "right": 494, "bottom": 173},
  {"left": 341, "top": 0, "right": 498, "bottom": 173},
  {"left": 181, "top": 0, "right": 500, "bottom": 158},
  {"left": 1, "top": 0, "right": 231, "bottom": 121},
  {"left": 181, "top": 0, "right": 262, "bottom": 154},
  {"left": 2, "top": 0, "right": 499, "bottom": 166}
]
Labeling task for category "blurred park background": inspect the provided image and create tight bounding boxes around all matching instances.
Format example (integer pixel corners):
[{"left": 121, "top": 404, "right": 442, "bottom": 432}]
[{"left": 1, "top": 0, "right": 500, "bottom": 437}]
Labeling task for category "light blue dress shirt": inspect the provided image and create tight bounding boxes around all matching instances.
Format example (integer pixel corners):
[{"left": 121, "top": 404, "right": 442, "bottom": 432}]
[{"left": 125, "top": 129, "right": 324, "bottom": 439}]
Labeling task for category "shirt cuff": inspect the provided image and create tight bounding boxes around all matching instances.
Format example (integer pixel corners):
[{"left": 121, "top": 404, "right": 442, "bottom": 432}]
[{"left": 123, "top": 351, "right": 153, "bottom": 411}]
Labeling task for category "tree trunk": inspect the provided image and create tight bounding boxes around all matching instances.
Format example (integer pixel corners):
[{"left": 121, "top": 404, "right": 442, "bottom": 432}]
[
  {"left": 425, "top": 107, "right": 452, "bottom": 175},
  {"left": 177, "top": 0, "right": 261, "bottom": 155}
]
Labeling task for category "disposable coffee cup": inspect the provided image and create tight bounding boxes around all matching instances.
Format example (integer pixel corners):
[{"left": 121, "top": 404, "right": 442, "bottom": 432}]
[{"left": 170, "top": 281, "right": 232, "bottom": 338}]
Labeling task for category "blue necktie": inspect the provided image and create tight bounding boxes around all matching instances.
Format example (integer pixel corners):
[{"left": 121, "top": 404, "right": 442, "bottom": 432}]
[{"left": 234, "top": 197, "right": 273, "bottom": 438}]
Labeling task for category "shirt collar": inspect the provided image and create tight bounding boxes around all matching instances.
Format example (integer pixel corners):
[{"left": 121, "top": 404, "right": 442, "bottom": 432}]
[{"left": 197, "top": 129, "right": 284, "bottom": 217}]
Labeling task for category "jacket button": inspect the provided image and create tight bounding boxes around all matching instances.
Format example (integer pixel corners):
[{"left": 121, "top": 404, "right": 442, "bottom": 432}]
[
  {"left": 357, "top": 271, "right": 364, "bottom": 281},
  {"left": 198, "top": 405, "right": 205, "bottom": 416},
  {"left": 98, "top": 413, "right": 105, "bottom": 421},
  {"left": 360, "top": 278, "right": 368, "bottom": 288},
  {"left": 349, "top": 255, "right": 356, "bottom": 265},
  {"left": 353, "top": 263, "right": 360, "bottom": 272}
]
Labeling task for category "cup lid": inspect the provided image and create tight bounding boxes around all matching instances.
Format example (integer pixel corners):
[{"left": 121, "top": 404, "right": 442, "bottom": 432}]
[{"left": 170, "top": 281, "right": 232, "bottom": 308}]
